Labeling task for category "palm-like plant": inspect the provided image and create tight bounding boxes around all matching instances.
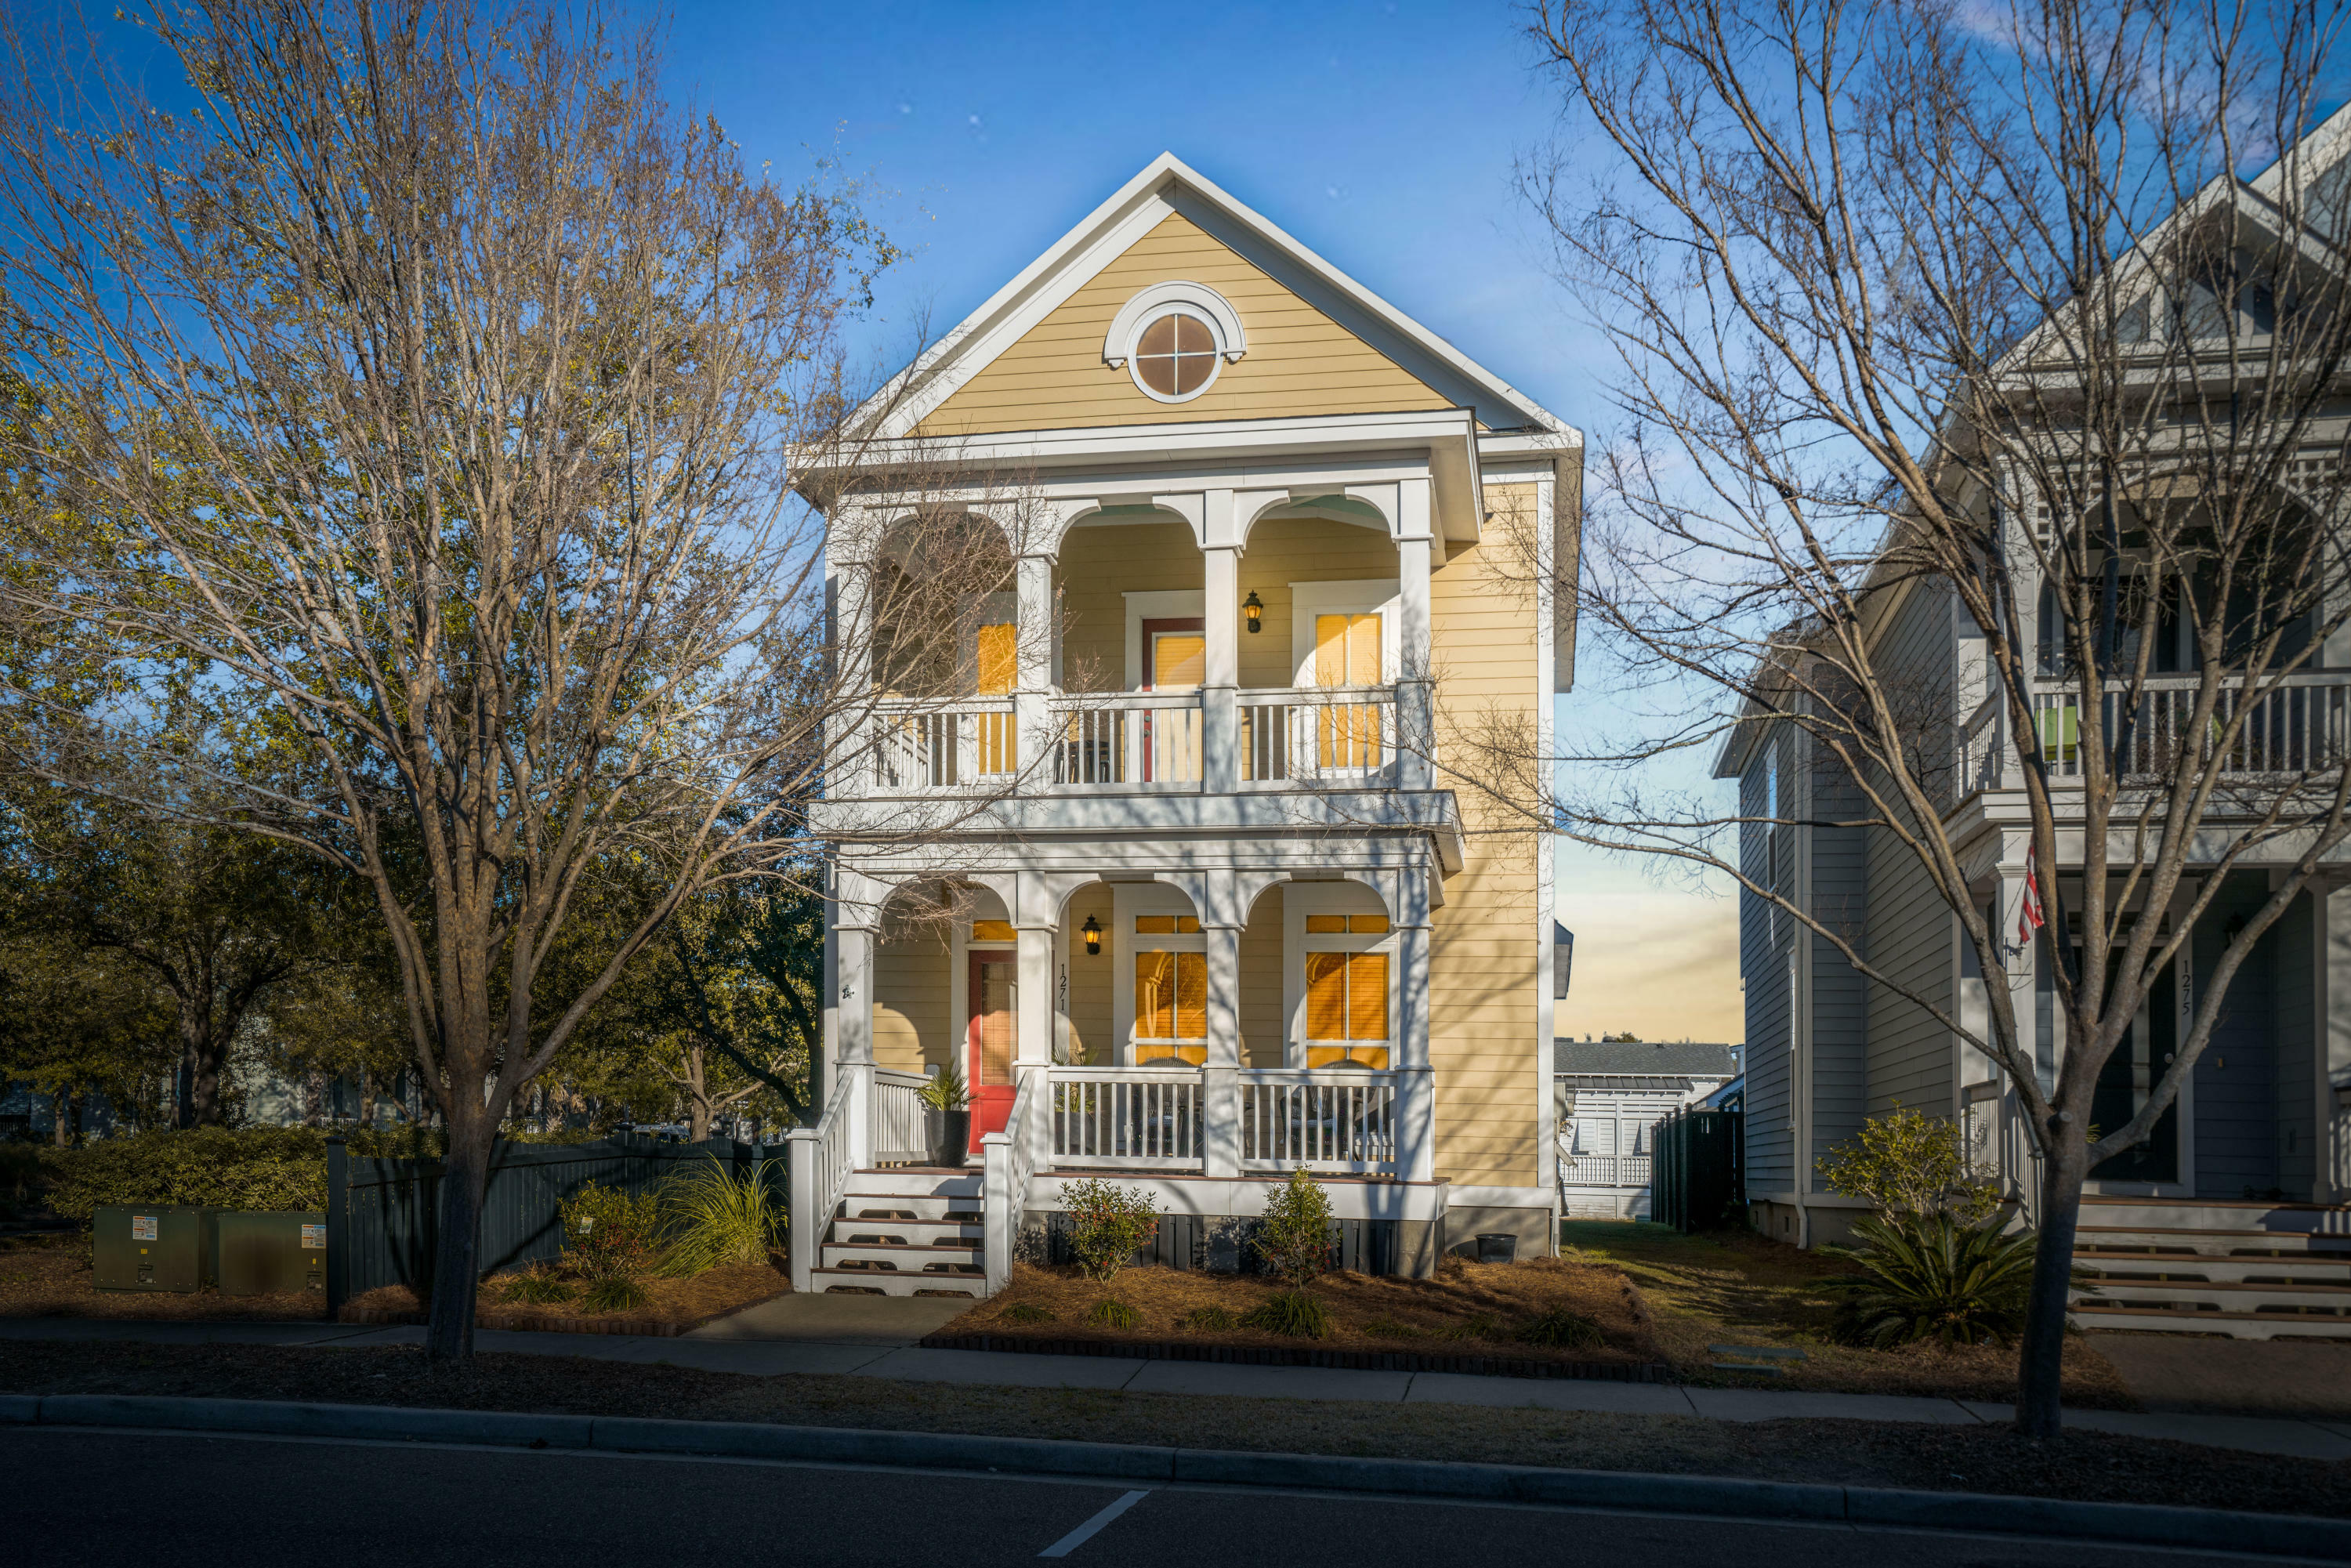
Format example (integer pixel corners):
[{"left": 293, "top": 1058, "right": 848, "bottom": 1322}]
[
  {"left": 656, "top": 1157, "right": 782, "bottom": 1275},
  {"left": 1829, "top": 1213, "right": 2042, "bottom": 1349}
]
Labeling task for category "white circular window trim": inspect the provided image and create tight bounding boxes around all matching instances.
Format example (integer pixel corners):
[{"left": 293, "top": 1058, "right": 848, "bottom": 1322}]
[{"left": 1103, "top": 281, "right": 1247, "bottom": 404}]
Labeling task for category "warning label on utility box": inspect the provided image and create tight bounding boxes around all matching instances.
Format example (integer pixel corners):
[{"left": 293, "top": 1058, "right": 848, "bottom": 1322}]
[
  {"left": 301, "top": 1225, "right": 326, "bottom": 1250},
  {"left": 132, "top": 1215, "right": 157, "bottom": 1241}
]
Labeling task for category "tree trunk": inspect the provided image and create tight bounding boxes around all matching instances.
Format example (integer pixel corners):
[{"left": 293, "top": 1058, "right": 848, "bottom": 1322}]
[
  {"left": 685, "top": 1045, "right": 712, "bottom": 1143},
  {"left": 302, "top": 1068, "right": 325, "bottom": 1128},
  {"left": 50, "top": 1090, "right": 69, "bottom": 1147},
  {"left": 425, "top": 1102, "right": 498, "bottom": 1366},
  {"left": 176, "top": 1005, "right": 227, "bottom": 1128},
  {"left": 358, "top": 1069, "right": 375, "bottom": 1130},
  {"left": 66, "top": 1088, "right": 86, "bottom": 1148},
  {"left": 2016, "top": 1131, "right": 2086, "bottom": 1438}
]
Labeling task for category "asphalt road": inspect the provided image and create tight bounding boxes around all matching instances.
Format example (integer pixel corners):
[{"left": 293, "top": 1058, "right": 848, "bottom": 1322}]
[{"left": 0, "top": 1428, "right": 2302, "bottom": 1567}]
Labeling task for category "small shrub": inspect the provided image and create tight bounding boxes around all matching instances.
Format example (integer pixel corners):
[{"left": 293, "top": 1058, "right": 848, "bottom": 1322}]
[
  {"left": 656, "top": 1158, "right": 781, "bottom": 1275},
  {"left": 1060, "top": 1177, "right": 1161, "bottom": 1284},
  {"left": 1243, "top": 1290, "right": 1332, "bottom": 1339},
  {"left": 1829, "top": 1213, "right": 2039, "bottom": 1349},
  {"left": 1181, "top": 1305, "right": 1237, "bottom": 1331},
  {"left": 561, "top": 1180, "right": 662, "bottom": 1287},
  {"left": 998, "top": 1302, "right": 1053, "bottom": 1325},
  {"left": 1440, "top": 1314, "right": 1505, "bottom": 1342},
  {"left": 498, "top": 1264, "right": 577, "bottom": 1305},
  {"left": 1519, "top": 1308, "right": 1605, "bottom": 1351},
  {"left": 1086, "top": 1298, "right": 1141, "bottom": 1330},
  {"left": 1817, "top": 1108, "right": 2001, "bottom": 1226},
  {"left": 1252, "top": 1168, "right": 1335, "bottom": 1286},
  {"left": 580, "top": 1275, "right": 650, "bottom": 1314}
]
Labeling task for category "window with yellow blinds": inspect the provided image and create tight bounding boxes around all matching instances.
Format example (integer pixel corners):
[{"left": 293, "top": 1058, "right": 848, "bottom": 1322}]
[
  {"left": 1134, "top": 950, "right": 1207, "bottom": 1039},
  {"left": 1312, "top": 613, "right": 1382, "bottom": 687},
  {"left": 973, "top": 621, "right": 1016, "bottom": 773},
  {"left": 1302, "top": 951, "right": 1389, "bottom": 1069}
]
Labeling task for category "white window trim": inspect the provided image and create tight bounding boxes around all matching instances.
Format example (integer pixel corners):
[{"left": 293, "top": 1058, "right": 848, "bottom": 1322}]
[
  {"left": 1282, "top": 880, "right": 1398, "bottom": 1067},
  {"left": 1103, "top": 281, "right": 1247, "bottom": 406},
  {"left": 1288, "top": 579, "right": 1400, "bottom": 688},
  {"left": 1123, "top": 588, "right": 1205, "bottom": 690}
]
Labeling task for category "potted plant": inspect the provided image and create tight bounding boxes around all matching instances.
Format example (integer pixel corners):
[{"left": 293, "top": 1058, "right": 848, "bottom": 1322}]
[{"left": 919, "top": 1062, "right": 971, "bottom": 1167}]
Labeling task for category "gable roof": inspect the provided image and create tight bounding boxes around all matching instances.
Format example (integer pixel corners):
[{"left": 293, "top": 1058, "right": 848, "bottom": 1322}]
[
  {"left": 849, "top": 153, "right": 1570, "bottom": 443},
  {"left": 1555, "top": 1039, "right": 1744, "bottom": 1077}
]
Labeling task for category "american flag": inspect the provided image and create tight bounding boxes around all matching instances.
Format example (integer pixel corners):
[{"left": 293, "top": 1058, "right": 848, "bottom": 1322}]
[{"left": 2016, "top": 843, "right": 2045, "bottom": 948}]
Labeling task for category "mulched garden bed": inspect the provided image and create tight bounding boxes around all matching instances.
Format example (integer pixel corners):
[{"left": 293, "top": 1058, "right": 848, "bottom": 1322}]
[
  {"left": 342, "top": 1260, "right": 785, "bottom": 1338},
  {"left": 933, "top": 1256, "right": 1666, "bottom": 1371},
  {"left": 0, "top": 1233, "right": 324, "bottom": 1323},
  {"left": 3, "top": 1338, "right": 2346, "bottom": 1518}
]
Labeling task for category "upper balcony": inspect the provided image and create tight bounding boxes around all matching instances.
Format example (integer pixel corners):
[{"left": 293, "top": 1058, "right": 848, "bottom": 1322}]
[{"left": 813, "top": 487, "right": 1464, "bottom": 852}]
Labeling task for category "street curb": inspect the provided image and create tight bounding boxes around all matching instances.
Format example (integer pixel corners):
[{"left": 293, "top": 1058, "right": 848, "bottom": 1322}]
[{"left": 4, "top": 1393, "right": 2346, "bottom": 1558}]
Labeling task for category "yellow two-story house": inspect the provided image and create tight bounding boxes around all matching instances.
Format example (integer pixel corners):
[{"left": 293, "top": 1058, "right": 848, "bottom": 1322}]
[{"left": 789, "top": 154, "right": 1580, "bottom": 1292}]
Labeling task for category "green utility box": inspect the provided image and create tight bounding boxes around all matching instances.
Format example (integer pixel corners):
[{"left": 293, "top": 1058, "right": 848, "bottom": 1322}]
[
  {"left": 213, "top": 1211, "right": 328, "bottom": 1296},
  {"left": 92, "top": 1206, "right": 216, "bottom": 1292}
]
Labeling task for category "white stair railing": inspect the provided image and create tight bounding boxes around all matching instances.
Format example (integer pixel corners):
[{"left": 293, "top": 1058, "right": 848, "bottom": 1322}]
[
  {"left": 871, "top": 1068, "right": 931, "bottom": 1167},
  {"left": 784, "top": 1071, "right": 857, "bottom": 1294},
  {"left": 981, "top": 1069, "right": 1041, "bottom": 1295},
  {"left": 1048, "top": 1066, "right": 1204, "bottom": 1168}
]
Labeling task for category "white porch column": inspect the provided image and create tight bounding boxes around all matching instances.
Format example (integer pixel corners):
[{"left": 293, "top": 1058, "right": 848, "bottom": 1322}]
[
  {"left": 2321, "top": 883, "right": 2351, "bottom": 1204},
  {"left": 1202, "top": 544, "right": 1241, "bottom": 793},
  {"left": 1155, "top": 866, "right": 1245, "bottom": 1178},
  {"left": 1393, "top": 480, "right": 1435, "bottom": 791},
  {"left": 1016, "top": 551, "right": 1056, "bottom": 786},
  {"left": 1393, "top": 865, "right": 1436, "bottom": 1183},
  {"left": 835, "top": 920, "right": 876, "bottom": 1170}
]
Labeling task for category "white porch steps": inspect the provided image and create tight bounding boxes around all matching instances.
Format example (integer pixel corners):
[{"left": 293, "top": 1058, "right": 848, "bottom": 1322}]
[
  {"left": 809, "top": 1168, "right": 987, "bottom": 1298},
  {"left": 2070, "top": 1196, "right": 2351, "bottom": 1341}
]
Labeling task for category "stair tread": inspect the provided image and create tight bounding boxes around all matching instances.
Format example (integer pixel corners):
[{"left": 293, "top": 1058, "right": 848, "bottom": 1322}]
[
  {"left": 2076, "top": 1248, "right": 2351, "bottom": 1262},
  {"left": 2072, "top": 1302, "right": 2351, "bottom": 1320},
  {"left": 824, "top": 1241, "right": 983, "bottom": 1254},
  {"left": 2084, "top": 1276, "right": 2351, "bottom": 1294},
  {"left": 2078, "top": 1224, "right": 2351, "bottom": 1239}
]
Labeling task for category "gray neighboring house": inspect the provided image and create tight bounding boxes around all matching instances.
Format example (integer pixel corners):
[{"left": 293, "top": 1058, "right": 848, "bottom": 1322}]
[
  {"left": 1555, "top": 1039, "right": 1742, "bottom": 1219},
  {"left": 1712, "top": 106, "right": 2351, "bottom": 1337}
]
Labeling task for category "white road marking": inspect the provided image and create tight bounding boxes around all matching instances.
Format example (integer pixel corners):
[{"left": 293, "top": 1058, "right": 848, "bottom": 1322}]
[{"left": 1037, "top": 1487, "right": 1151, "bottom": 1558}]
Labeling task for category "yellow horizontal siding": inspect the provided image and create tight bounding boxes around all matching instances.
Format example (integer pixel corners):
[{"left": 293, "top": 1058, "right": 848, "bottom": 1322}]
[{"left": 918, "top": 212, "right": 1449, "bottom": 436}]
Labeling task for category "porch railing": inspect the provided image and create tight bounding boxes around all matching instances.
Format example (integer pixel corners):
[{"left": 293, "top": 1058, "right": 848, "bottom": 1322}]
[
  {"left": 1239, "top": 686, "right": 1397, "bottom": 786},
  {"left": 2016, "top": 675, "right": 2351, "bottom": 784},
  {"left": 1240, "top": 1069, "right": 1397, "bottom": 1172},
  {"left": 867, "top": 697, "right": 1019, "bottom": 792},
  {"left": 784, "top": 1069, "right": 857, "bottom": 1293},
  {"left": 1047, "top": 1066, "right": 1203, "bottom": 1167},
  {"left": 1053, "top": 692, "right": 1204, "bottom": 788},
  {"left": 871, "top": 1068, "right": 932, "bottom": 1167}
]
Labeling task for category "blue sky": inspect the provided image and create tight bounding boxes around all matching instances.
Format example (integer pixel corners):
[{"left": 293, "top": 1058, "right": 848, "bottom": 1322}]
[{"left": 660, "top": 0, "right": 1745, "bottom": 1044}]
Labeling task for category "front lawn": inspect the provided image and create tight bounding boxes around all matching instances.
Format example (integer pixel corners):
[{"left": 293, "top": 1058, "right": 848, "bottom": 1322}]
[
  {"left": 1558, "top": 1220, "right": 2134, "bottom": 1406},
  {"left": 936, "top": 1255, "right": 1664, "bottom": 1369}
]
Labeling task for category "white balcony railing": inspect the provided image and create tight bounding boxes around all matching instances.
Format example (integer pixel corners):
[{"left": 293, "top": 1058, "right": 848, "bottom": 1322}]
[
  {"left": 1048, "top": 1066, "right": 1203, "bottom": 1166},
  {"left": 1054, "top": 692, "right": 1204, "bottom": 788},
  {"left": 867, "top": 698, "right": 1018, "bottom": 792},
  {"left": 1240, "top": 1068, "right": 1397, "bottom": 1172},
  {"left": 1561, "top": 1154, "right": 1650, "bottom": 1187},
  {"left": 1240, "top": 686, "right": 1397, "bottom": 786},
  {"left": 2031, "top": 675, "right": 2351, "bottom": 782}
]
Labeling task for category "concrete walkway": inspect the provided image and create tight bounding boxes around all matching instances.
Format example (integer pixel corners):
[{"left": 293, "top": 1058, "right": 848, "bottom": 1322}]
[{"left": 5, "top": 1310, "right": 2349, "bottom": 1462}]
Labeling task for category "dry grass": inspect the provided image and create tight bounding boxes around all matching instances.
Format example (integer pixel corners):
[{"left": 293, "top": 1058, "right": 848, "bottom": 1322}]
[
  {"left": 1559, "top": 1221, "right": 2136, "bottom": 1407},
  {"left": 937, "top": 1256, "right": 1660, "bottom": 1366},
  {"left": 0, "top": 1233, "right": 324, "bottom": 1324},
  {"left": 345, "top": 1259, "right": 786, "bottom": 1334},
  {"left": 0, "top": 1338, "right": 2341, "bottom": 1518}
]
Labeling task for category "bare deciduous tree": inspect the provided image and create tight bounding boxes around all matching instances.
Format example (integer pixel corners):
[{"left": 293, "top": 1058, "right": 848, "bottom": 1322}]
[
  {"left": 0, "top": 0, "right": 1034, "bottom": 1362},
  {"left": 1488, "top": 0, "right": 2351, "bottom": 1432}
]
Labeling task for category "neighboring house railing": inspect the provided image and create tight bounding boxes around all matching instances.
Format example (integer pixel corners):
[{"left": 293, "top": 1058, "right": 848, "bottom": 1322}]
[
  {"left": 982, "top": 1069, "right": 1041, "bottom": 1295},
  {"left": 1239, "top": 686, "right": 1397, "bottom": 785},
  {"left": 871, "top": 1068, "right": 932, "bottom": 1167},
  {"left": 1054, "top": 691, "right": 1204, "bottom": 787},
  {"left": 1048, "top": 1066, "right": 1202, "bottom": 1166},
  {"left": 1962, "top": 674, "right": 2351, "bottom": 793},
  {"left": 867, "top": 698, "right": 1019, "bottom": 791},
  {"left": 1240, "top": 1068, "right": 1396, "bottom": 1172}
]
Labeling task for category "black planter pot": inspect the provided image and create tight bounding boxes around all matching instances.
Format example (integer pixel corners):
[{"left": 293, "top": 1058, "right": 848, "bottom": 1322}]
[{"left": 932, "top": 1108, "right": 971, "bottom": 1168}]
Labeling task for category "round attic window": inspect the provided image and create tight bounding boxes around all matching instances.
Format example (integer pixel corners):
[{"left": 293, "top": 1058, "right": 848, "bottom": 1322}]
[
  {"left": 1133, "top": 311, "right": 1219, "bottom": 398},
  {"left": 1103, "top": 281, "right": 1247, "bottom": 405}
]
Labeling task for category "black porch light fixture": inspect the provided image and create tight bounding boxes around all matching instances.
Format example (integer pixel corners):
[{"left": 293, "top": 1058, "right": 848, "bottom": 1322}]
[
  {"left": 1243, "top": 589, "right": 1264, "bottom": 632},
  {"left": 1082, "top": 914, "right": 1103, "bottom": 956}
]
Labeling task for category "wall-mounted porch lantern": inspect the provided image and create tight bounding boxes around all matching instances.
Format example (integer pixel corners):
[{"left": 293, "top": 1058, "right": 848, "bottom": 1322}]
[
  {"left": 1243, "top": 590, "right": 1264, "bottom": 633},
  {"left": 1081, "top": 914, "right": 1103, "bottom": 956}
]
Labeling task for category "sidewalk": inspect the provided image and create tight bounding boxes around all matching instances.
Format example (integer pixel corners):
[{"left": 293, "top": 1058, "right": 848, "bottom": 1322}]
[{"left": 5, "top": 1308, "right": 2349, "bottom": 1461}]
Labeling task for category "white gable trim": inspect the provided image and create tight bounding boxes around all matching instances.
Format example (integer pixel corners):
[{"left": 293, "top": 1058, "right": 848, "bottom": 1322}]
[{"left": 849, "top": 152, "right": 1575, "bottom": 442}]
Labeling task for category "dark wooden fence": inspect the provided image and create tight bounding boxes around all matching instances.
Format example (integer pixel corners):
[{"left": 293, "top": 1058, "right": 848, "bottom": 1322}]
[
  {"left": 324, "top": 1133, "right": 785, "bottom": 1313},
  {"left": 1652, "top": 1106, "right": 1743, "bottom": 1233}
]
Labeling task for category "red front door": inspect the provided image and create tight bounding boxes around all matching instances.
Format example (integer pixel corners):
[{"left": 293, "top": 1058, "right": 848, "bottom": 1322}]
[{"left": 967, "top": 951, "right": 1016, "bottom": 1154}]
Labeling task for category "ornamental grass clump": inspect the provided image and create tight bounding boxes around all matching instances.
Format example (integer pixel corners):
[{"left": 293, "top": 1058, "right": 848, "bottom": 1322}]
[
  {"left": 1086, "top": 1298, "right": 1141, "bottom": 1330},
  {"left": 1519, "top": 1307, "right": 1605, "bottom": 1351},
  {"left": 1182, "top": 1305, "right": 1237, "bottom": 1331},
  {"left": 1242, "top": 1289, "right": 1332, "bottom": 1339},
  {"left": 1829, "top": 1212, "right": 2041, "bottom": 1349},
  {"left": 497, "top": 1262, "right": 576, "bottom": 1305},
  {"left": 1251, "top": 1167, "right": 1335, "bottom": 1285},
  {"left": 657, "top": 1157, "right": 781, "bottom": 1276},
  {"left": 998, "top": 1302, "right": 1053, "bottom": 1325},
  {"left": 1060, "top": 1177, "right": 1161, "bottom": 1284}
]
